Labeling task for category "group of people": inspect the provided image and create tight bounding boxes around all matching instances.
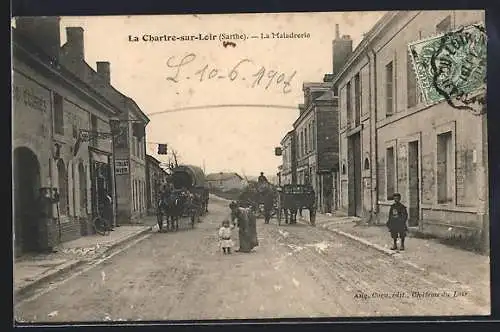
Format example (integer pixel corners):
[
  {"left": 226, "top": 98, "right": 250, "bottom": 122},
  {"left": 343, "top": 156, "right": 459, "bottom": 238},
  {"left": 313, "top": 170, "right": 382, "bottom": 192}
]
[
  {"left": 216, "top": 170, "right": 409, "bottom": 254},
  {"left": 216, "top": 172, "right": 269, "bottom": 254},
  {"left": 218, "top": 201, "right": 259, "bottom": 254}
]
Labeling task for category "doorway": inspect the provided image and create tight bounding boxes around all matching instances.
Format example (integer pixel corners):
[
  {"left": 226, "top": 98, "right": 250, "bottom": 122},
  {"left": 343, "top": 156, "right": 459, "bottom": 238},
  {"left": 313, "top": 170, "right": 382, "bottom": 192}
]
[
  {"left": 408, "top": 141, "right": 420, "bottom": 227},
  {"left": 13, "top": 147, "right": 41, "bottom": 255},
  {"left": 347, "top": 133, "right": 362, "bottom": 216}
]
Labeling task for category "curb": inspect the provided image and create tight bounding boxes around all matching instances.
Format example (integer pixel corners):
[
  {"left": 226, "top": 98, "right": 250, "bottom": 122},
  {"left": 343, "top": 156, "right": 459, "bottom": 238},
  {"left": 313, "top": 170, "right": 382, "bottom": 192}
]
[
  {"left": 319, "top": 224, "right": 398, "bottom": 257},
  {"left": 15, "top": 259, "right": 86, "bottom": 298},
  {"left": 311, "top": 222, "right": 468, "bottom": 286},
  {"left": 15, "top": 226, "right": 152, "bottom": 298},
  {"left": 99, "top": 226, "right": 152, "bottom": 256}
]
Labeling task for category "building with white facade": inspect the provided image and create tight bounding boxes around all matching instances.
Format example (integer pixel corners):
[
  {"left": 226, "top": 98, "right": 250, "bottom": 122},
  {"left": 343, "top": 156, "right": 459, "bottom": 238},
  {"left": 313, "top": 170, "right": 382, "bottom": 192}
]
[{"left": 334, "top": 10, "right": 488, "bottom": 250}]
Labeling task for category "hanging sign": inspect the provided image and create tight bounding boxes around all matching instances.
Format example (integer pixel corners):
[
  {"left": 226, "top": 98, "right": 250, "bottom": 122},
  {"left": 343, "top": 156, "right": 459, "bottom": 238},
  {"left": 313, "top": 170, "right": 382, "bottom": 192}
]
[{"left": 79, "top": 129, "right": 113, "bottom": 141}]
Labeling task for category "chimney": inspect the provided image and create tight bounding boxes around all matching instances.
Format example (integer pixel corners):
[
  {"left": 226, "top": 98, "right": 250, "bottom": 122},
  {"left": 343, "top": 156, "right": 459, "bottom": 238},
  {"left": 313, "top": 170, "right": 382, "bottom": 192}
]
[
  {"left": 16, "top": 16, "right": 61, "bottom": 61},
  {"left": 332, "top": 26, "right": 353, "bottom": 76},
  {"left": 65, "top": 27, "right": 85, "bottom": 60},
  {"left": 96, "top": 61, "right": 110, "bottom": 84},
  {"left": 335, "top": 24, "right": 340, "bottom": 40}
]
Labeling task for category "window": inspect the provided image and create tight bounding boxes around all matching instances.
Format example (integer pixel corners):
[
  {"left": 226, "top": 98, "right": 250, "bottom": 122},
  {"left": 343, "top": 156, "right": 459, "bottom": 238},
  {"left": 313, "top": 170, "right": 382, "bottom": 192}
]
[
  {"left": 354, "top": 73, "right": 361, "bottom": 126},
  {"left": 300, "top": 131, "right": 304, "bottom": 157},
  {"left": 90, "top": 115, "right": 98, "bottom": 147},
  {"left": 57, "top": 159, "right": 69, "bottom": 215},
  {"left": 311, "top": 120, "right": 316, "bottom": 151},
  {"left": 436, "top": 15, "right": 452, "bottom": 34},
  {"left": 139, "top": 181, "right": 142, "bottom": 211},
  {"left": 132, "top": 136, "right": 137, "bottom": 157},
  {"left": 134, "top": 180, "right": 138, "bottom": 211},
  {"left": 304, "top": 128, "right": 309, "bottom": 154},
  {"left": 407, "top": 49, "right": 419, "bottom": 108},
  {"left": 72, "top": 124, "right": 78, "bottom": 139},
  {"left": 53, "top": 93, "right": 64, "bottom": 135},
  {"left": 364, "top": 157, "right": 370, "bottom": 170},
  {"left": 437, "top": 131, "right": 453, "bottom": 203},
  {"left": 139, "top": 138, "right": 144, "bottom": 159},
  {"left": 386, "top": 62, "right": 394, "bottom": 117},
  {"left": 386, "top": 147, "right": 395, "bottom": 200},
  {"left": 342, "top": 163, "right": 346, "bottom": 175},
  {"left": 346, "top": 81, "right": 352, "bottom": 124}
]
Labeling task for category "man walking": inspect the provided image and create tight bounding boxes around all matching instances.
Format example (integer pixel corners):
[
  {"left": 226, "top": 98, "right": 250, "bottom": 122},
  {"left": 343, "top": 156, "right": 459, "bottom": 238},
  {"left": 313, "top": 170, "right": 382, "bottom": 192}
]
[{"left": 386, "top": 193, "right": 408, "bottom": 250}]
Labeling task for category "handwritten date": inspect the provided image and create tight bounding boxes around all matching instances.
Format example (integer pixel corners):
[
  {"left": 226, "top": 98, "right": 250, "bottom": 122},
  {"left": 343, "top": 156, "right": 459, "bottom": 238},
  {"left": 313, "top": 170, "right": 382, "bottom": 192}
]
[{"left": 166, "top": 53, "right": 296, "bottom": 94}]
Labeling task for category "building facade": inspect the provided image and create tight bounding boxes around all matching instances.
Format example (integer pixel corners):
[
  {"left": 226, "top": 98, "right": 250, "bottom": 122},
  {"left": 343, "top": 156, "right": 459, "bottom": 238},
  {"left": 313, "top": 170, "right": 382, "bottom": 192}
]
[
  {"left": 206, "top": 172, "right": 246, "bottom": 191},
  {"left": 113, "top": 99, "right": 150, "bottom": 224},
  {"left": 145, "top": 154, "right": 166, "bottom": 215},
  {"left": 334, "top": 10, "right": 488, "bottom": 247},
  {"left": 293, "top": 82, "right": 339, "bottom": 213},
  {"left": 280, "top": 130, "right": 297, "bottom": 185},
  {"left": 58, "top": 24, "right": 150, "bottom": 225},
  {"left": 12, "top": 17, "right": 124, "bottom": 256}
]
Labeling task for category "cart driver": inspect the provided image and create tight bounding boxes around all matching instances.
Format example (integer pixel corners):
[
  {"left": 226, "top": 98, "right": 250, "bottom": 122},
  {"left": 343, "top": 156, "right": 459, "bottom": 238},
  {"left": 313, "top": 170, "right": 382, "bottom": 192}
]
[{"left": 258, "top": 172, "right": 269, "bottom": 184}]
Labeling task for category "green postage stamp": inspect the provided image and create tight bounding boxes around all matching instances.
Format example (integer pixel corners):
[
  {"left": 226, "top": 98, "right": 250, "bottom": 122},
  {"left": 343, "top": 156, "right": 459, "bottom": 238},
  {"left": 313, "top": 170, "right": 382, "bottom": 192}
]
[{"left": 408, "top": 24, "right": 486, "bottom": 112}]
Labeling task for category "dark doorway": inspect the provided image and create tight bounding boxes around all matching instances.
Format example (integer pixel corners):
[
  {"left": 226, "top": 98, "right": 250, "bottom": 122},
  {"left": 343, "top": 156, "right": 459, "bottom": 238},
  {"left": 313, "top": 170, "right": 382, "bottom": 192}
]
[
  {"left": 13, "top": 147, "right": 41, "bottom": 254},
  {"left": 347, "top": 133, "right": 362, "bottom": 216},
  {"left": 323, "top": 173, "right": 333, "bottom": 213},
  {"left": 408, "top": 141, "right": 420, "bottom": 226}
]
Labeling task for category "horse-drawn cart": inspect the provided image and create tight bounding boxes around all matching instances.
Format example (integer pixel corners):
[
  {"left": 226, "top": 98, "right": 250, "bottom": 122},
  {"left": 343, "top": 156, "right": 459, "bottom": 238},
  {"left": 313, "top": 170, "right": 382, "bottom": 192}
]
[
  {"left": 237, "top": 182, "right": 278, "bottom": 222},
  {"left": 277, "top": 184, "right": 316, "bottom": 226},
  {"left": 156, "top": 165, "right": 208, "bottom": 232}
]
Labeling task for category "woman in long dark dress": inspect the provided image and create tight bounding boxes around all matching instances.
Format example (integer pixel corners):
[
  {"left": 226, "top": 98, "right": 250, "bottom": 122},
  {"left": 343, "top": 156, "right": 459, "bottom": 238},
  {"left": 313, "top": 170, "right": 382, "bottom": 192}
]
[{"left": 229, "top": 201, "right": 258, "bottom": 252}]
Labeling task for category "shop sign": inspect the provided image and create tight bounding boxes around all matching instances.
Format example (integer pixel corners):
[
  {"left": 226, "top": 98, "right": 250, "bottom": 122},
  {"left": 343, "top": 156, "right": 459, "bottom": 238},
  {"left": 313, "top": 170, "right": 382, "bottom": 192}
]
[
  {"left": 115, "top": 159, "right": 129, "bottom": 175},
  {"left": 13, "top": 85, "right": 48, "bottom": 112}
]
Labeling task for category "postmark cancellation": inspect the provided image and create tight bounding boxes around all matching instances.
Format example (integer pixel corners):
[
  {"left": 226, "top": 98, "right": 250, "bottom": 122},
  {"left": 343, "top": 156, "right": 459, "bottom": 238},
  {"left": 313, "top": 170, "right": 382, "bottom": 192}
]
[{"left": 408, "top": 24, "right": 486, "bottom": 114}]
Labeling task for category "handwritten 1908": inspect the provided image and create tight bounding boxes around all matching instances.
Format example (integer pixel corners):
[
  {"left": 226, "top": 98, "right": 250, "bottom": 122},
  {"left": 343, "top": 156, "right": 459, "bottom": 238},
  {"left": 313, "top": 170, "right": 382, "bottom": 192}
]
[{"left": 165, "top": 53, "right": 296, "bottom": 94}]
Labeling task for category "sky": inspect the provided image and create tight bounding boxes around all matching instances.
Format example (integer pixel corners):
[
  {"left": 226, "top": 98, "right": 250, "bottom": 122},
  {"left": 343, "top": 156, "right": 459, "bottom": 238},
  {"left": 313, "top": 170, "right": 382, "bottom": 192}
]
[{"left": 58, "top": 12, "right": 386, "bottom": 176}]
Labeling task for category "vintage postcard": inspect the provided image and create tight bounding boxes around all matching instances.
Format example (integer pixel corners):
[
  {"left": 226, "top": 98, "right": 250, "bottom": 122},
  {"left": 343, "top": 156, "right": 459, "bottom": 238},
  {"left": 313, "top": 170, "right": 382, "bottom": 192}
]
[{"left": 12, "top": 10, "right": 489, "bottom": 323}]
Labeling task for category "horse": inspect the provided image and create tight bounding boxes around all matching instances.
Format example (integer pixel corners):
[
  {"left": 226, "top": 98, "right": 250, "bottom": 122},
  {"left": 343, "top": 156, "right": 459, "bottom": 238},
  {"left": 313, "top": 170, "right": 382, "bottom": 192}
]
[{"left": 158, "top": 190, "right": 185, "bottom": 232}]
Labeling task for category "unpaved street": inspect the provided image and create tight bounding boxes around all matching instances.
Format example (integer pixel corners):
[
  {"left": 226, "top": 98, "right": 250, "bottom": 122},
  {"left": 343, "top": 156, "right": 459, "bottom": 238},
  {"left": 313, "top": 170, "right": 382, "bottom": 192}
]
[{"left": 15, "top": 196, "right": 489, "bottom": 322}]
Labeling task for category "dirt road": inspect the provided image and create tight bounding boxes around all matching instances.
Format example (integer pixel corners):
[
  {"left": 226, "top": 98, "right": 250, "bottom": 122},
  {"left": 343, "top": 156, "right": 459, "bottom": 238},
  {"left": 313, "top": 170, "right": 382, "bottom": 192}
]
[{"left": 15, "top": 196, "right": 489, "bottom": 322}]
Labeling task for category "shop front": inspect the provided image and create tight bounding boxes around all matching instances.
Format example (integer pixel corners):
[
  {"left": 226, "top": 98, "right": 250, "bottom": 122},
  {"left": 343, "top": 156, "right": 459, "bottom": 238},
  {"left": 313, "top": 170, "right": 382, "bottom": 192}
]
[{"left": 89, "top": 148, "right": 115, "bottom": 230}]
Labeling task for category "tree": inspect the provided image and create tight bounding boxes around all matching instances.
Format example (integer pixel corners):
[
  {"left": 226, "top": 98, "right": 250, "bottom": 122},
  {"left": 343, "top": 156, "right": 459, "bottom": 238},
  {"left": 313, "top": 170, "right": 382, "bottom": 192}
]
[{"left": 165, "top": 149, "right": 180, "bottom": 171}]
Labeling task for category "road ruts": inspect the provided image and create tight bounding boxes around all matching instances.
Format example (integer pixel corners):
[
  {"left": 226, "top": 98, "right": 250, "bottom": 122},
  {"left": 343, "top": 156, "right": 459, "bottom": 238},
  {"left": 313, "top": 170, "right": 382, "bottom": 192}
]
[
  {"left": 266, "top": 221, "right": 489, "bottom": 316},
  {"left": 14, "top": 196, "right": 489, "bottom": 323}
]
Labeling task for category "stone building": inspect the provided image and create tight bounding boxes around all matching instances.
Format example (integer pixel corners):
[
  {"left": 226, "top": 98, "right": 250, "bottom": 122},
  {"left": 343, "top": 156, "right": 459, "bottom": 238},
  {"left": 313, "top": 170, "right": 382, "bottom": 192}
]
[
  {"left": 112, "top": 97, "right": 150, "bottom": 224},
  {"left": 145, "top": 154, "right": 166, "bottom": 215},
  {"left": 334, "top": 10, "right": 488, "bottom": 248},
  {"left": 293, "top": 81, "right": 339, "bottom": 212},
  {"left": 12, "top": 17, "right": 124, "bottom": 256},
  {"left": 206, "top": 172, "right": 246, "bottom": 191},
  {"left": 279, "top": 130, "right": 297, "bottom": 185},
  {"left": 58, "top": 24, "right": 150, "bottom": 225}
]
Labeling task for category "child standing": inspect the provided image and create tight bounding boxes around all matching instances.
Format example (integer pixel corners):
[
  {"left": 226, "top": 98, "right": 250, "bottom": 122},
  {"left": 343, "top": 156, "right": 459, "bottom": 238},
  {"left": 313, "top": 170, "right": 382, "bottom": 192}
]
[
  {"left": 386, "top": 193, "right": 409, "bottom": 251},
  {"left": 218, "top": 219, "right": 234, "bottom": 254}
]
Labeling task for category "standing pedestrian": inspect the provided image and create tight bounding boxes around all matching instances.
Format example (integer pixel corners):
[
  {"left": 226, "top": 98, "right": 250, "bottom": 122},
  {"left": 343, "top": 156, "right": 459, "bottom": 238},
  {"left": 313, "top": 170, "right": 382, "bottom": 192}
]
[
  {"left": 263, "top": 188, "right": 274, "bottom": 224},
  {"left": 229, "top": 201, "right": 259, "bottom": 253},
  {"left": 218, "top": 219, "right": 234, "bottom": 254},
  {"left": 103, "top": 190, "right": 114, "bottom": 231},
  {"left": 386, "top": 193, "right": 408, "bottom": 251}
]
